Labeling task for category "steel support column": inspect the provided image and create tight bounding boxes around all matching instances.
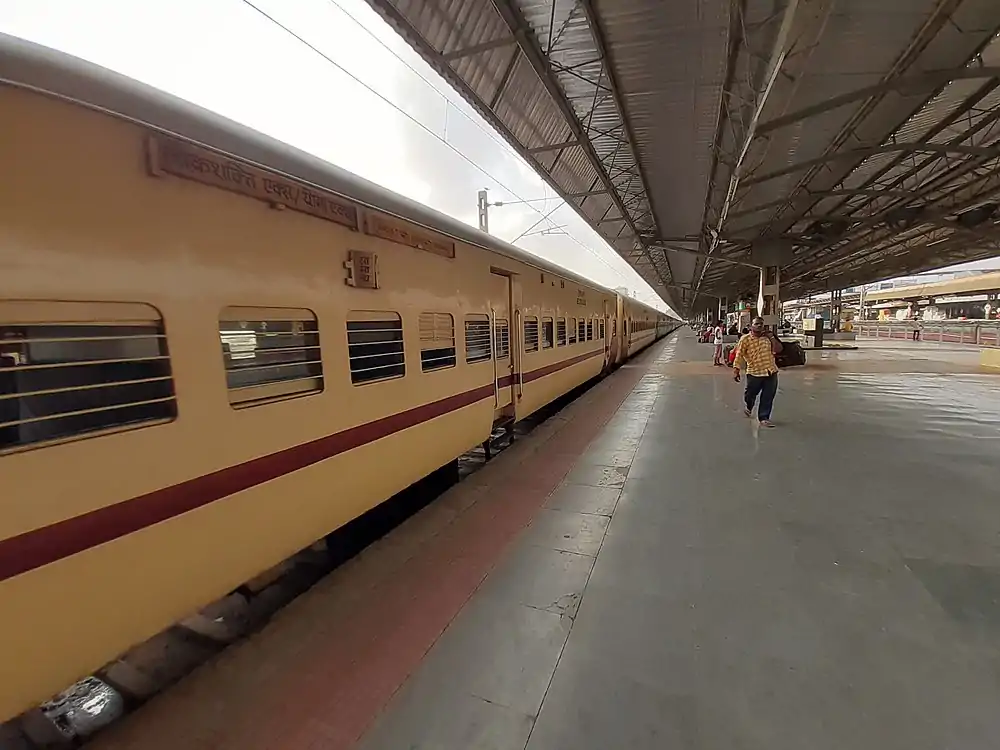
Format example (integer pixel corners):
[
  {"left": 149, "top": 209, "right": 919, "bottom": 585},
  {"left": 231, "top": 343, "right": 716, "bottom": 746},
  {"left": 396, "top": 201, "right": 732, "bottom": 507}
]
[
  {"left": 758, "top": 266, "right": 781, "bottom": 331},
  {"left": 830, "top": 289, "right": 843, "bottom": 332}
]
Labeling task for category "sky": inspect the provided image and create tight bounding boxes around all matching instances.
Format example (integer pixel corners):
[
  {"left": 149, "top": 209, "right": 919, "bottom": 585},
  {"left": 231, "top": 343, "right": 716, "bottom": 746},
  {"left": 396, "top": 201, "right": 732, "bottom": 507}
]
[{"left": 0, "top": 0, "right": 672, "bottom": 312}]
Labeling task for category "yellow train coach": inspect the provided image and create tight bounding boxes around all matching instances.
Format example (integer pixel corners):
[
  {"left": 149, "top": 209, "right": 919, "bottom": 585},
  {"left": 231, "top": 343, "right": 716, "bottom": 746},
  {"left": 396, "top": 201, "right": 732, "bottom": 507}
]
[{"left": 0, "top": 34, "right": 679, "bottom": 720}]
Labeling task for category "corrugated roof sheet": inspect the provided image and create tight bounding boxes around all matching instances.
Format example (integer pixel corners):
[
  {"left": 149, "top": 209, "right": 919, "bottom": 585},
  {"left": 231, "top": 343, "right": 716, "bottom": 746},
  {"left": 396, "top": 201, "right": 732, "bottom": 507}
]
[{"left": 364, "top": 0, "right": 1000, "bottom": 311}]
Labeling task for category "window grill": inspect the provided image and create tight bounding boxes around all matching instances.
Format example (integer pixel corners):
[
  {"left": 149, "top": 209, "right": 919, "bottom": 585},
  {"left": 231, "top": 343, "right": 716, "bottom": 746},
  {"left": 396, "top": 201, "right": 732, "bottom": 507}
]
[
  {"left": 577, "top": 319, "right": 586, "bottom": 343},
  {"left": 465, "top": 315, "right": 492, "bottom": 363},
  {"left": 541, "top": 318, "right": 554, "bottom": 349},
  {"left": 347, "top": 313, "right": 405, "bottom": 384},
  {"left": 220, "top": 308, "right": 323, "bottom": 406},
  {"left": 556, "top": 318, "right": 567, "bottom": 346},
  {"left": 524, "top": 317, "right": 539, "bottom": 352},
  {"left": 599, "top": 320, "right": 605, "bottom": 339},
  {"left": 1, "top": 305, "right": 176, "bottom": 452},
  {"left": 495, "top": 319, "right": 510, "bottom": 359},
  {"left": 568, "top": 318, "right": 577, "bottom": 345},
  {"left": 419, "top": 312, "right": 456, "bottom": 371}
]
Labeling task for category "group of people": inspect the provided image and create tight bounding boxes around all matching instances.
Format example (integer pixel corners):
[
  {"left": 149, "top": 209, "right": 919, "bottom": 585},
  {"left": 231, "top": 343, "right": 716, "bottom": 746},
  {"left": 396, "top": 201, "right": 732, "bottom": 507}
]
[{"left": 711, "top": 317, "right": 782, "bottom": 428}]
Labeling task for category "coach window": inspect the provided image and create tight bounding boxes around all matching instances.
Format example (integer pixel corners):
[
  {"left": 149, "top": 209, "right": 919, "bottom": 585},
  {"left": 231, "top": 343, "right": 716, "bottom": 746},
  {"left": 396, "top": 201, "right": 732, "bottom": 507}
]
[
  {"left": 221, "top": 307, "right": 323, "bottom": 407},
  {"left": 1, "top": 301, "right": 176, "bottom": 453},
  {"left": 541, "top": 317, "right": 554, "bottom": 349},
  {"left": 419, "top": 313, "right": 456, "bottom": 371},
  {"left": 494, "top": 319, "right": 510, "bottom": 359},
  {"left": 586, "top": 319, "right": 593, "bottom": 341},
  {"left": 577, "top": 319, "right": 586, "bottom": 343},
  {"left": 556, "top": 318, "right": 567, "bottom": 346},
  {"left": 567, "top": 317, "right": 577, "bottom": 345},
  {"left": 465, "top": 315, "right": 492, "bottom": 364},
  {"left": 346, "top": 311, "right": 405, "bottom": 385},
  {"left": 524, "top": 316, "right": 539, "bottom": 352}
]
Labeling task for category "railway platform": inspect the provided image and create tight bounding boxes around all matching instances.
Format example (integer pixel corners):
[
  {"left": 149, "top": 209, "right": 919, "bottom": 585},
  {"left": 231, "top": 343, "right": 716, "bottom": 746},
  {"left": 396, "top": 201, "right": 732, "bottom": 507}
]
[{"left": 87, "top": 331, "right": 1000, "bottom": 750}]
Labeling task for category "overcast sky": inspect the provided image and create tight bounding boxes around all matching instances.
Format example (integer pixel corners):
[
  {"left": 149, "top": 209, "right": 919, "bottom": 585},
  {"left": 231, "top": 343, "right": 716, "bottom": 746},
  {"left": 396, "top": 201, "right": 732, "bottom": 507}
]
[
  {"left": 3, "top": 0, "right": 996, "bottom": 310},
  {"left": 0, "top": 0, "right": 673, "bottom": 311}
]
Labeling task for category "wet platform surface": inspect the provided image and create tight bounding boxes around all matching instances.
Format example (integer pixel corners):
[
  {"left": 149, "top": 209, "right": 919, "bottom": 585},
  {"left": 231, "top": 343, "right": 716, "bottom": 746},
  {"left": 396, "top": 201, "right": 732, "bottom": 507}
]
[{"left": 89, "top": 332, "right": 1000, "bottom": 750}]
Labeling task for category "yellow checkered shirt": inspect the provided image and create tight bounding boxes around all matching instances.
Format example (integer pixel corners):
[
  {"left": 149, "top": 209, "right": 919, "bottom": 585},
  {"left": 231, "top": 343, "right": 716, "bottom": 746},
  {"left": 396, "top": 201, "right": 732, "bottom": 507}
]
[{"left": 733, "top": 334, "right": 778, "bottom": 377}]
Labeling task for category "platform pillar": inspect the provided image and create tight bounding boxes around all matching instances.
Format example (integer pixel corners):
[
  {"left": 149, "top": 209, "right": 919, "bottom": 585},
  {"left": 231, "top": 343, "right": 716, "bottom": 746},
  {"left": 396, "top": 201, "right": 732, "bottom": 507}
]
[
  {"left": 718, "top": 296, "right": 728, "bottom": 324},
  {"left": 831, "top": 289, "right": 843, "bottom": 332},
  {"left": 757, "top": 266, "right": 780, "bottom": 331}
]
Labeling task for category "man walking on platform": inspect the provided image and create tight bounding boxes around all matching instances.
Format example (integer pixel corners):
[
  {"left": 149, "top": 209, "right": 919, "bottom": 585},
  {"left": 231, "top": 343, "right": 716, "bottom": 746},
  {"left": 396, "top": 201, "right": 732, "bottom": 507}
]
[{"left": 732, "top": 316, "right": 783, "bottom": 427}]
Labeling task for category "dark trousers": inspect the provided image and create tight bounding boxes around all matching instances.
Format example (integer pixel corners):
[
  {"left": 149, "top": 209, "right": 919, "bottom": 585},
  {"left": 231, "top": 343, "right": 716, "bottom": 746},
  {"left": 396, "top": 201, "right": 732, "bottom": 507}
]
[{"left": 745, "top": 373, "right": 778, "bottom": 421}]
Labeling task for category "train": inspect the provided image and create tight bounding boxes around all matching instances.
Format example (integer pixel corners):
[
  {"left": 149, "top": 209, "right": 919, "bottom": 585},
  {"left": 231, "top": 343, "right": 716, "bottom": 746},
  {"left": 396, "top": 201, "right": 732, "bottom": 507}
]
[{"left": 0, "top": 33, "right": 680, "bottom": 721}]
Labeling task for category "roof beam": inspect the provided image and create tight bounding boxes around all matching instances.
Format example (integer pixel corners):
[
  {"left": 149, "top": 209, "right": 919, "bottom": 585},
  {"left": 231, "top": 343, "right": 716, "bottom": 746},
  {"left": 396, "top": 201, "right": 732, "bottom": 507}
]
[
  {"left": 787, "top": 208, "right": 1000, "bottom": 285},
  {"left": 743, "top": 142, "right": 1000, "bottom": 187},
  {"left": 664, "top": 282, "right": 721, "bottom": 299},
  {"left": 442, "top": 36, "right": 517, "bottom": 61},
  {"left": 757, "top": 66, "right": 1000, "bottom": 135},
  {"left": 756, "top": 153, "right": 1000, "bottom": 268},
  {"left": 697, "top": 0, "right": 836, "bottom": 296},
  {"left": 726, "top": 188, "right": 921, "bottom": 224},
  {"left": 759, "top": 12, "right": 1000, "bottom": 242},
  {"left": 487, "top": 0, "right": 647, "bottom": 261},
  {"left": 700, "top": 0, "right": 802, "bottom": 270},
  {"left": 488, "top": 46, "right": 521, "bottom": 109},
  {"left": 528, "top": 140, "right": 579, "bottom": 154},
  {"left": 651, "top": 243, "right": 760, "bottom": 268},
  {"left": 578, "top": 0, "right": 672, "bottom": 283},
  {"left": 797, "top": 236, "right": 1000, "bottom": 297},
  {"left": 361, "top": 0, "right": 679, "bottom": 311},
  {"left": 805, "top": 85, "right": 1000, "bottom": 226}
]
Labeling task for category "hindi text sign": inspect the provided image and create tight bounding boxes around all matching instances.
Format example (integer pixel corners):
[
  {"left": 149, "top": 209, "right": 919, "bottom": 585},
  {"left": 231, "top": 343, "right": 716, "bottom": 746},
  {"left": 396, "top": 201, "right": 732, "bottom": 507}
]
[
  {"left": 147, "top": 135, "right": 359, "bottom": 230},
  {"left": 365, "top": 213, "right": 455, "bottom": 259}
]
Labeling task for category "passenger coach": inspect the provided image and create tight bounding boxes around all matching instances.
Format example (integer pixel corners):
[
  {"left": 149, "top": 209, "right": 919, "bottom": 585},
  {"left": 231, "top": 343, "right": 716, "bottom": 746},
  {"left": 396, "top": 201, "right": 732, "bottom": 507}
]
[{"left": 0, "top": 33, "right": 679, "bottom": 720}]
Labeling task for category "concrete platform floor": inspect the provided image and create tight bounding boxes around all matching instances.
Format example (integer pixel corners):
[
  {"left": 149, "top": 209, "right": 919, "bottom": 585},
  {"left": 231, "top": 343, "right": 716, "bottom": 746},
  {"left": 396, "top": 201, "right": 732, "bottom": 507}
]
[
  {"left": 359, "top": 333, "right": 1000, "bottom": 750},
  {"left": 88, "top": 331, "right": 1000, "bottom": 750}
]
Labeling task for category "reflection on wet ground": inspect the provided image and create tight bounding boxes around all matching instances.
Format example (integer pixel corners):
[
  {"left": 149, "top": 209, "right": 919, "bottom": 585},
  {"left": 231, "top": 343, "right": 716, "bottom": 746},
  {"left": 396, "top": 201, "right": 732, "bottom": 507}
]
[{"left": 656, "top": 337, "right": 998, "bottom": 376}]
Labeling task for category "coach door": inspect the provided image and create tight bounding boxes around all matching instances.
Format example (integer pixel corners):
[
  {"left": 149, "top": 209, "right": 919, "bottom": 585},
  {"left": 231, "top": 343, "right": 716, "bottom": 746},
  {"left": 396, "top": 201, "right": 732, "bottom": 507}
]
[
  {"left": 603, "top": 300, "right": 612, "bottom": 370},
  {"left": 490, "top": 270, "right": 517, "bottom": 419},
  {"left": 610, "top": 316, "right": 620, "bottom": 365},
  {"left": 612, "top": 296, "right": 625, "bottom": 365}
]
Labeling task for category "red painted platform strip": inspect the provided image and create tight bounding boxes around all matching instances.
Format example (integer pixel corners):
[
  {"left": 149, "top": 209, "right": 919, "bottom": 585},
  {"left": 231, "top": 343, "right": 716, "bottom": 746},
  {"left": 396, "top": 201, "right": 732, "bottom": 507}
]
[{"left": 86, "top": 340, "right": 669, "bottom": 750}]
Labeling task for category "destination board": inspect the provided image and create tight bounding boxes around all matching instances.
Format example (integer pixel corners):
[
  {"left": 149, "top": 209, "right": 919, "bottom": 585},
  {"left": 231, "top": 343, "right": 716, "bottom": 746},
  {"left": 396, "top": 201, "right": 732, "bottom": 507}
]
[
  {"left": 146, "top": 135, "right": 359, "bottom": 230},
  {"left": 365, "top": 212, "right": 455, "bottom": 259}
]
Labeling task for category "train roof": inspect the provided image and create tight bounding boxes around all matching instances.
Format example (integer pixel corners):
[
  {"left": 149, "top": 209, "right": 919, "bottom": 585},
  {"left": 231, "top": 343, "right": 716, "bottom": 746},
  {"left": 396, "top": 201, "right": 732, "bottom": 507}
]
[{"left": 0, "top": 33, "right": 672, "bottom": 319}]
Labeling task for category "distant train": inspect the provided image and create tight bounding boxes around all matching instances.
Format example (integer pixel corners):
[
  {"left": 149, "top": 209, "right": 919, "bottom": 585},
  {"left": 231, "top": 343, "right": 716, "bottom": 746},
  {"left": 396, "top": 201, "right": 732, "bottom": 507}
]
[{"left": 0, "top": 34, "right": 680, "bottom": 720}]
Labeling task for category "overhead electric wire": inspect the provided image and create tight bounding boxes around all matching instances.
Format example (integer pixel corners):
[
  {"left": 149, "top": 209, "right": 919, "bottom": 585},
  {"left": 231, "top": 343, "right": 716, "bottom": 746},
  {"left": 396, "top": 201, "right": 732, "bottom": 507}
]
[
  {"left": 238, "top": 0, "right": 649, "bottom": 294},
  {"left": 322, "top": 0, "right": 525, "bottom": 161},
  {"left": 317, "top": 0, "right": 651, "bottom": 287},
  {"left": 510, "top": 202, "right": 564, "bottom": 243}
]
